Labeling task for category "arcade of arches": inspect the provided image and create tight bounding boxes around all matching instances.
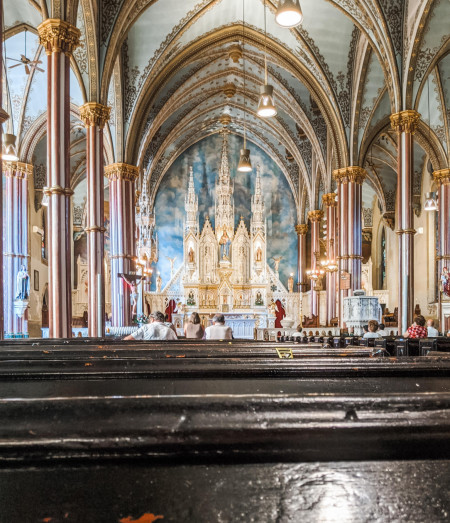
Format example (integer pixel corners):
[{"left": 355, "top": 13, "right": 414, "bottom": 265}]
[{"left": 1, "top": 0, "right": 450, "bottom": 339}]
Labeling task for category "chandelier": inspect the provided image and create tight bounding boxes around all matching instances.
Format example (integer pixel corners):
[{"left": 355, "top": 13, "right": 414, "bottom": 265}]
[
  {"left": 306, "top": 267, "right": 325, "bottom": 280},
  {"left": 320, "top": 258, "right": 338, "bottom": 272},
  {"left": 257, "top": 0, "right": 277, "bottom": 118},
  {"left": 275, "top": 0, "right": 303, "bottom": 28}
]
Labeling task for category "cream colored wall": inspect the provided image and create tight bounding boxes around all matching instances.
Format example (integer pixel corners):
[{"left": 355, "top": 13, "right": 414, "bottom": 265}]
[{"left": 27, "top": 175, "right": 48, "bottom": 338}]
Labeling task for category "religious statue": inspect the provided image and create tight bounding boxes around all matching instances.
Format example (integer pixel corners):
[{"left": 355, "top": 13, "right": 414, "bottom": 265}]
[
  {"left": 188, "top": 248, "right": 195, "bottom": 264},
  {"left": 255, "top": 246, "right": 262, "bottom": 262},
  {"left": 219, "top": 230, "right": 231, "bottom": 260},
  {"left": 272, "top": 256, "right": 283, "bottom": 273},
  {"left": 255, "top": 291, "right": 264, "bottom": 306},
  {"left": 441, "top": 267, "right": 450, "bottom": 297},
  {"left": 187, "top": 290, "right": 196, "bottom": 305},
  {"left": 166, "top": 256, "right": 177, "bottom": 277},
  {"left": 177, "top": 301, "right": 185, "bottom": 314},
  {"left": 15, "top": 265, "right": 30, "bottom": 300},
  {"left": 156, "top": 274, "right": 162, "bottom": 293},
  {"left": 268, "top": 300, "right": 278, "bottom": 316},
  {"left": 288, "top": 274, "right": 294, "bottom": 293},
  {"left": 121, "top": 275, "right": 141, "bottom": 317}
]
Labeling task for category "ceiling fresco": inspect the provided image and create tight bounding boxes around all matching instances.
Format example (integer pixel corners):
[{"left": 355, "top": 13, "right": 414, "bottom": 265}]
[{"left": 1, "top": 0, "right": 449, "bottom": 219}]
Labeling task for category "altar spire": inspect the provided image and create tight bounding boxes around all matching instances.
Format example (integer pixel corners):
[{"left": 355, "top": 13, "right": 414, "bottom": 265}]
[
  {"left": 251, "top": 165, "right": 265, "bottom": 232},
  {"left": 215, "top": 131, "right": 235, "bottom": 238},
  {"left": 185, "top": 166, "right": 198, "bottom": 234}
]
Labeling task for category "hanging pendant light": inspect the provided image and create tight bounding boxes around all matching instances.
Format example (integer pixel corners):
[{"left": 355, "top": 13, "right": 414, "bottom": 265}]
[
  {"left": 238, "top": 0, "right": 252, "bottom": 173},
  {"left": 257, "top": 0, "right": 277, "bottom": 118},
  {"left": 276, "top": 0, "right": 303, "bottom": 28},
  {"left": 424, "top": 191, "right": 438, "bottom": 211},
  {"left": 1, "top": 133, "right": 19, "bottom": 161}
]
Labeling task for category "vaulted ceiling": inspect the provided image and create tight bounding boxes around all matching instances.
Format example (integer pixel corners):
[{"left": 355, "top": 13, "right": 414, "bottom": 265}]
[{"left": 2, "top": 0, "right": 450, "bottom": 218}]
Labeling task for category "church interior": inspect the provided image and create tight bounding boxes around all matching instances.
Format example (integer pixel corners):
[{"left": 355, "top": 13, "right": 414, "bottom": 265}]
[{"left": 1, "top": 0, "right": 450, "bottom": 520}]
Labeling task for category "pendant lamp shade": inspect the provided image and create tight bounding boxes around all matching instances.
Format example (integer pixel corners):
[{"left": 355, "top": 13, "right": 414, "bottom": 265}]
[
  {"left": 257, "top": 84, "right": 277, "bottom": 118},
  {"left": 1, "top": 133, "right": 19, "bottom": 161},
  {"left": 275, "top": 0, "right": 303, "bottom": 28},
  {"left": 238, "top": 148, "right": 252, "bottom": 172},
  {"left": 424, "top": 191, "right": 438, "bottom": 211}
]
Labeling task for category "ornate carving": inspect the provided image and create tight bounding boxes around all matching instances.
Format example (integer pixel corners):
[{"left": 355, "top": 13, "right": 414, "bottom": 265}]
[
  {"left": 104, "top": 163, "right": 139, "bottom": 182},
  {"left": 433, "top": 168, "right": 450, "bottom": 186},
  {"left": 228, "top": 44, "right": 243, "bottom": 63},
  {"left": 322, "top": 193, "right": 337, "bottom": 207},
  {"left": 333, "top": 166, "right": 367, "bottom": 184},
  {"left": 307, "top": 210, "right": 324, "bottom": 223},
  {"left": 219, "top": 114, "right": 231, "bottom": 127},
  {"left": 382, "top": 211, "right": 395, "bottom": 231},
  {"left": 0, "top": 108, "right": 9, "bottom": 124},
  {"left": 222, "top": 82, "right": 236, "bottom": 98},
  {"left": 2, "top": 161, "right": 33, "bottom": 178},
  {"left": 80, "top": 103, "right": 111, "bottom": 128},
  {"left": 37, "top": 19, "right": 81, "bottom": 56},
  {"left": 295, "top": 224, "right": 308, "bottom": 235},
  {"left": 390, "top": 110, "right": 420, "bottom": 134}
]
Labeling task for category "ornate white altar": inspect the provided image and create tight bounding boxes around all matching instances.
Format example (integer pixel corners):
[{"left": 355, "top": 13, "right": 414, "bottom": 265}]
[{"left": 343, "top": 294, "right": 381, "bottom": 335}]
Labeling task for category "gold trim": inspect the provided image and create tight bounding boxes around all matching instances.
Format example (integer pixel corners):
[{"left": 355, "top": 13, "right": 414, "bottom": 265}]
[
  {"left": 2, "top": 161, "right": 33, "bottom": 178},
  {"left": 390, "top": 110, "right": 420, "bottom": 134},
  {"left": 45, "top": 185, "right": 74, "bottom": 196},
  {"left": 80, "top": 103, "right": 111, "bottom": 129},
  {"left": 37, "top": 19, "right": 81, "bottom": 56},
  {"left": 322, "top": 193, "right": 337, "bottom": 207},
  {"left": 85, "top": 226, "right": 106, "bottom": 233},
  {"left": 0, "top": 108, "right": 9, "bottom": 125},
  {"left": 105, "top": 163, "right": 139, "bottom": 182},
  {"left": 337, "top": 255, "right": 363, "bottom": 260},
  {"left": 433, "top": 168, "right": 450, "bottom": 186},
  {"left": 295, "top": 224, "right": 308, "bottom": 235},
  {"left": 307, "top": 210, "right": 324, "bottom": 223},
  {"left": 109, "top": 254, "right": 136, "bottom": 260},
  {"left": 333, "top": 166, "right": 367, "bottom": 184}
]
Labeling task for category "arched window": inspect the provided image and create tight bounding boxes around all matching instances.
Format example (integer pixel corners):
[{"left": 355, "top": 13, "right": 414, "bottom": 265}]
[{"left": 380, "top": 227, "right": 386, "bottom": 289}]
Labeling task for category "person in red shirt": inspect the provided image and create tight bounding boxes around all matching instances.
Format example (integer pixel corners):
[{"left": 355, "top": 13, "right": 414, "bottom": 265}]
[{"left": 403, "top": 315, "right": 428, "bottom": 338}]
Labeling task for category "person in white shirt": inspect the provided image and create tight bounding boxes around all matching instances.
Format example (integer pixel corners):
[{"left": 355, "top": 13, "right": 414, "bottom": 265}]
[
  {"left": 363, "top": 319, "right": 382, "bottom": 339},
  {"left": 205, "top": 314, "right": 233, "bottom": 340},
  {"left": 377, "top": 323, "right": 388, "bottom": 336},
  {"left": 427, "top": 319, "right": 439, "bottom": 337},
  {"left": 124, "top": 311, "right": 178, "bottom": 341}
]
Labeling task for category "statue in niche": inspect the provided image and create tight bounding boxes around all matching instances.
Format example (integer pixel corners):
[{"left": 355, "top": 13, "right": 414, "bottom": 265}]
[
  {"left": 255, "top": 247, "right": 262, "bottom": 262},
  {"left": 187, "top": 291, "right": 196, "bottom": 306},
  {"left": 441, "top": 267, "right": 450, "bottom": 297},
  {"left": 16, "top": 265, "right": 30, "bottom": 300},
  {"left": 156, "top": 274, "right": 162, "bottom": 293},
  {"left": 188, "top": 248, "right": 195, "bottom": 264},
  {"left": 219, "top": 230, "right": 231, "bottom": 260},
  {"left": 255, "top": 291, "right": 264, "bottom": 306}
]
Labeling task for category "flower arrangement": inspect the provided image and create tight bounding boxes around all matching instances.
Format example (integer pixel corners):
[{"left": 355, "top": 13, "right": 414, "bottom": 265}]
[{"left": 133, "top": 314, "right": 149, "bottom": 324}]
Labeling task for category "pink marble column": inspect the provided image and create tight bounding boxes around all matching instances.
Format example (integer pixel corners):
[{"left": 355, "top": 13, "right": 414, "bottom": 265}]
[
  {"left": 295, "top": 224, "right": 308, "bottom": 292},
  {"left": 434, "top": 168, "right": 450, "bottom": 281},
  {"left": 105, "top": 163, "right": 139, "bottom": 327},
  {"left": 333, "top": 167, "right": 366, "bottom": 326},
  {"left": 3, "top": 161, "right": 32, "bottom": 337},
  {"left": 38, "top": 20, "right": 81, "bottom": 338},
  {"left": 80, "top": 103, "right": 111, "bottom": 337},
  {"left": 307, "top": 210, "right": 323, "bottom": 321},
  {"left": 322, "top": 193, "right": 337, "bottom": 325},
  {"left": 390, "top": 110, "right": 420, "bottom": 333}
]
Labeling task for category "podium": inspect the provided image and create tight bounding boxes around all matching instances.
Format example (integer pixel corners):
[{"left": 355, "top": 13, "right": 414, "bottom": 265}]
[{"left": 343, "top": 294, "right": 381, "bottom": 335}]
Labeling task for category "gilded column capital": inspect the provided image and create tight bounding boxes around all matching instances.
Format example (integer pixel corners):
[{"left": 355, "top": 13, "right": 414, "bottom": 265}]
[
  {"left": 390, "top": 110, "right": 420, "bottom": 134},
  {"left": 105, "top": 163, "right": 139, "bottom": 182},
  {"left": 332, "top": 166, "right": 367, "bottom": 184},
  {"left": 322, "top": 192, "right": 337, "bottom": 207},
  {"left": 0, "top": 108, "right": 9, "bottom": 125},
  {"left": 37, "top": 19, "right": 81, "bottom": 56},
  {"left": 80, "top": 103, "right": 111, "bottom": 129},
  {"left": 433, "top": 168, "right": 450, "bottom": 186},
  {"left": 2, "top": 161, "right": 33, "bottom": 178},
  {"left": 295, "top": 224, "right": 308, "bottom": 235},
  {"left": 307, "top": 210, "right": 324, "bottom": 223}
]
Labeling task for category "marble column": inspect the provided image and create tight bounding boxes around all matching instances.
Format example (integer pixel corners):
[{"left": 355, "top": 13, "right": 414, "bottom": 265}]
[
  {"left": 322, "top": 193, "right": 337, "bottom": 325},
  {"left": 80, "top": 103, "right": 111, "bottom": 337},
  {"left": 3, "top": 161, "right": 32, "bottom": 337},
  {"left": 390, "top": 110, "right": 420, "bottom": 333},
  {"left": 434, "top": 168, "right": 450, "bottom": 278},
  {"left": 333, "top": 167, "right": 366, "bottom": 326},
  {"left": 307, "top": 210, "right": 323, "bottom": 321},
  {"left": 0, "top": 110, "right": 9, "bottom": 340},
  {"left": 104, "top": 163, "right": 139, "bottom": 327},
  {"left": 294, "top": 224, "right": 308, "bottom": 292},
  {"left": 38, "top": 20, "right": 81, "bottom": 338}
]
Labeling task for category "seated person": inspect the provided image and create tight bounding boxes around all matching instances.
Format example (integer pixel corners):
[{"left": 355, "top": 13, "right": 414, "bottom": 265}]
[
  {"left": 184, "top": 312, "right": 204, "bottom": 339},
  {"left": 124, "top": 311, "right": 177, "bottom": 341},
  {"left": 377, "top": 323, "right": 388, "bottom": 336},
  {"left": 292, "top": 325, "right": 303, "bottom": 337},
  {"left": 205, "top": 314, "right": 233, "bottom": 340},
  {"left": 362, "top": 325, "right": 369, "bottom": 335},
  {"left": 363, "top": 320, "right": 382, "bottom": 339},
  {"left": 403, "top": 315, "right": 427, "bottom": 339},
  {"left": 427, "top": 319, "right": 439, "bottom": 337}
]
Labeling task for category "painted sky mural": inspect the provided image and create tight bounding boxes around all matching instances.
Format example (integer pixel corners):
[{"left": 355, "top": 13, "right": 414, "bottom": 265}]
[{"left": 152, "top": 133, "right": 297, "bottom": 288}]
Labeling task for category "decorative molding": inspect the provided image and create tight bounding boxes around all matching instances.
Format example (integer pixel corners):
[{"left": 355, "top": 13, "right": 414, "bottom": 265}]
[
  {"left": 322, "top": 193, "right": 337, "bottom": 207},
  {"left": 105, "top": 163, "right": 139, "bottom": 182},
  {"left": 80, "top": 103, "right": 111, "bottom": 128},
  {"left": 333, "top": 166, "right": 367, "bottom": 184},
  {"left": 2, "top": 161, "right": 33, "bottom": 178},
  {"left": 295, "top": 224, "right": 308, "bottom": 235},
  {"left": 389, "top": 110, "right": 420, "bottom": 134},
  {"left": 433, "top": 168, "right": 450, "bottom": 186},
  {"left": 37, "top": 19, "right": 81, "bottom": 56},
  {"left": 307, "top": 210, "right": 324, "bottom": 223}
]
